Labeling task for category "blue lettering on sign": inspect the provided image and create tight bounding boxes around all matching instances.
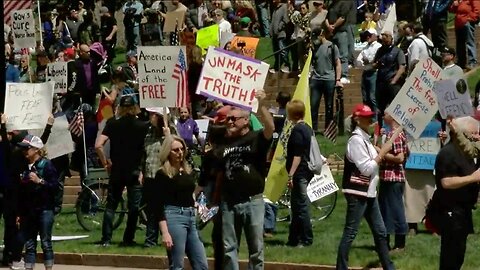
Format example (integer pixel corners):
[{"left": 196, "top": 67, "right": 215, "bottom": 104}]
[{"left": 405, "top": 121, "right": 441, "bottom": 170}]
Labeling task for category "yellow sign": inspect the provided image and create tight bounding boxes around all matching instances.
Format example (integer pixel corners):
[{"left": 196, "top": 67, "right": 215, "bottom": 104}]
[
  {"left": 195, "top": 24, "right": 220, "bottom": 54},
  {"left": 264, "top": 51, "right": 313, "bottom": 202},
  {"left": 231, "top": 36, "right": 260, "bottom": 58}
]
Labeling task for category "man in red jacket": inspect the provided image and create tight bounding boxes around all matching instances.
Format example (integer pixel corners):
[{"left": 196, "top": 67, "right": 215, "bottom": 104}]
[{"left": 450, "top": 0, "right": 480, "bottom": 70}]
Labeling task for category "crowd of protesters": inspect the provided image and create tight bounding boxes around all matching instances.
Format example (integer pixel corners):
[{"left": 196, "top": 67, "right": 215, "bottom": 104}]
[{"left": 2, "top": 0, "right": 480, "bottom": 270}]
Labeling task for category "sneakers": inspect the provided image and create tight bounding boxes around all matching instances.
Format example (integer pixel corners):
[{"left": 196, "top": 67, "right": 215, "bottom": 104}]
[
  {"left": 281, "top": 66, "right": 290, "bottom": 73},
  {"left": 269, "top": 69, "right": 276, "bottom": 74},
  {"left": 94, "top": 240, "right": 111, "bottom": 247},
  {"left": 340, "top": 77, "right": 350, "bottom": 84},
  {"left": 10, "top": 260, "right": 25, "bottom": 270}
]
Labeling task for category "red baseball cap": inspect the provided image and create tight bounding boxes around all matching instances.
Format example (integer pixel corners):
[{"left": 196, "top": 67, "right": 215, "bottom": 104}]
[
  {"left": 64, "top": 47, "right": 75, "bottom": 59},
  {"left": 352, "top": 104, "right": 375, "bottom": 117},
  {"left": 214, "top": 105, "right": 233, "bottom": 124}
]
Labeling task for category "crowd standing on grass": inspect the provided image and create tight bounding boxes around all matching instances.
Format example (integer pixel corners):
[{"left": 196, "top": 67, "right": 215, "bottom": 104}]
[{"left": 2, "top": 0, "right": 480, "bottom": 270}]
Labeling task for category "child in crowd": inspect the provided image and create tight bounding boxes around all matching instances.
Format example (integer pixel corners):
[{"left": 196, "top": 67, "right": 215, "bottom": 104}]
[
  {"left": 176, "top": 107, "right": 201, "bottom": 149},
  {"left": 360, "top": 12, "right": 376, "bottom": 31}
]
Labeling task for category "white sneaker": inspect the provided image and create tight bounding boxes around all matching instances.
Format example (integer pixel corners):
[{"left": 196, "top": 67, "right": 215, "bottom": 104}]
[
  {"left": 269, "top": 69, "right": 276, "bottom": 74},
  {"left": 10, "top": 260, "right": 25, "bottom": 270},
  {"left": 340, "top": 77, "right": 350, "bottom": 84},
  {"left": 281, "top": 66, "right": 290, "bottom": 73}
]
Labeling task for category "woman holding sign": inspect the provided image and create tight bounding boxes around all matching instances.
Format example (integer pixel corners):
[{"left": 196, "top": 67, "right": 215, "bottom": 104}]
[{"left": 336, "top": 104, "right": 397, "bottom": 270}]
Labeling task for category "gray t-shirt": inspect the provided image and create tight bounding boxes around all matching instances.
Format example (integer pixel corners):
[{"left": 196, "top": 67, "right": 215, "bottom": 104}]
[{"left": 311, "top": 40, "right": 339, "bottom": 81}]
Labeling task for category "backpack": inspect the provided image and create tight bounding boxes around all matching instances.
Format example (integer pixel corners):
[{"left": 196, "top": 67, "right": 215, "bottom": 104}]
[
  {"left": 414, "top": 35, "right": 442, "bottom": 65},
  {"left": 301, "top": 124, "right": 324, "bottom": 175}
]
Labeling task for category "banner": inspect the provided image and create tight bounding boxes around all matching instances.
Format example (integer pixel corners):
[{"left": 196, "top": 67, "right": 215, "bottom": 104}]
[
  {"left": 163, "top": 11, "right": 185, "bottom": 33},
  {"left": 405, "top": 121, "right": 441, "bottom": 170},
  {"left": 11, "top": 9, "right": 36, "bottom": 49},
  {"left": 433, "top": 78, "right": 473, "bottom": 119},
  {"left": 30, "top": 113, "right": 75, "bottom": 159},
  {"left": 196, "top": 24, "right": 220, "bottom": 54},
  {"left": 196, "top": 47, "right": 269, "bottom": 112},
  {"left": 231, "top": 36, "right": 260, "bottom": 58},
  {"left": 4, "top": 82, "right": 54, "bottom": 131},
  {"left": 306, "top": 165, "right": 339, "bottom": 202},
  {"left": 138, "top": 46, "right": 185, "bottom": 108},
  {"left": 385, "top": 58, "right": 441, "bottom": 139},
  {"left": 264, "top": 51, "right": 313, "bottom": 202},
  {"left": 47, "top": 62, "right": 68, "bottom": 94}
]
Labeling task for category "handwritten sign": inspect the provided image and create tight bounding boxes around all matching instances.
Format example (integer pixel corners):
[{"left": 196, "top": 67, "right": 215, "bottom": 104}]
[
  {"left": 385, "top": 58, "right": 441, "bottom": 139},
  {"left": 137, "top": 46, "right": 185, "bottom": 108},
  {"left": 306, "top": 165, "right": 339, "bottom": 203},
  {"left": 196, "top": 24, "right": 220, "bottom": 54},
  {"left": 231, "top": 36, "right": 260, "bottom": 58},
  {"left": 433, "top": 79, "right": 473, "bottom": 119},
  {"left": 405, "top": 121, "right": 441, "bottom": 170},
  {"left": 4, "top": 82, "right": 54, "bottom": 131},
  {"left": 196, "top": 47, "right": 269, "bottom": 112},
  {"left": 163, "top": 11, "right": 185, "bottom": 33},
  {"left": 30, "top": 114, "right": 75, "bottom": 159},
  {"left": 11, "top": 9, "right": 36, "bottom": 49},
  {"left": 47, "top": 62, "right": 68, "bottom": 94}
]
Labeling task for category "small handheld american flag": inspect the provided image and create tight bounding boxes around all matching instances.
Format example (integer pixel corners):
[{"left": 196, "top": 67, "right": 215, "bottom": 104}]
[
  {"left": 69, "top": 110, "right": 84, "bottom": 138},
  {"left": 172, "top": 49, "right": 189, "bottom": 108}
]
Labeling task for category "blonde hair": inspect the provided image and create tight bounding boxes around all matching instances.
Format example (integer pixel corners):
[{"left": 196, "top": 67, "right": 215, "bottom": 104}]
[
  {"left": 159, "top": 135, "right": 192, "bottom": 178},
  {"left": 117, "top": 104, "right": 141, "bottom": 117},
  {"left": 237, "top": 0, "right": 253, "bottom": 9}
]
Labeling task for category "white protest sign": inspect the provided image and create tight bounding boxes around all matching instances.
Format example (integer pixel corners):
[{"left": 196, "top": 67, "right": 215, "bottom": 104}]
[
  {"left": 138, "top": 46, "right": 185, "bottom": 108},
  {"left": 47, "top": 62, "right": 68, "bottom": 94},
  {"left": 4, "top": 82, "right": 54, "bottom": 131},
  {"left": 196, "top": 47, "right": 269, "bottom": 112},
  {"left": 433, "top": 78, "right": 473, "bottom": 119},
  {"left": 306, "top": 165, "right": 339, "bottom": 203},
  {"left": 29, "top": 114, "right": 75, "bottom": 159},
  {"left": 11, "top": 9, "right": 36, "bottom": 49},
  {"left": 195, "top": 119, "right": 210, "bottom": 142},
  {"left": 385, "top": 58, "right": 441, "bottom": 139}
]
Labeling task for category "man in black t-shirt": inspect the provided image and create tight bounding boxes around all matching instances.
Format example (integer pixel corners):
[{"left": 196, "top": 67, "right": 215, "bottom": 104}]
[
  {"left": 95, "top": 96, "right": 148, "bottom": 247},
  {"left": 434, "top": 116, "right": 480, "bottom": 270},
  {"left": 221, "top": 90, "right": 274, "bottom": 270},
  {"left": 99, "top": 6, "right": 117, "bottom": 64}
]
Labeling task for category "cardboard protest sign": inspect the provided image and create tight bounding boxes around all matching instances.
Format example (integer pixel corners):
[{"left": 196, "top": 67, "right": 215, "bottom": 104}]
[
  {"left": 405, "top": 121, "right": 441, "bottom": 170},
  {"left": 4, "top": 82, "right": 54, "bottom": 131},
  {"left": 163, "top": 11, "right": 185, "bottom": 33},
  {"left": 433, "top": 78, "right": 473, "bottom": 119},
  {"left": 11, "top": 9, "right": 36, "bottom": 49},
  {"left": 385, "top": 58, "right": 441, "bottom": 139},
  {"left": 231, "top": 36, "right": 260, "bottom": 59},
  {"left": 306, "top": 165, "right": 338, "bottom": 203},
  {"left": 196, "top": 47, "right": 269, "bottom": 112},
  {"left": 196, "top": 24, "right": 220, "bottom": 54},
  {"left": 47, "top": 62, "right": 68, "bottom": 94},
  {"left": 138, "top": 46, "right": 186, "bottom": 108},
  {"left": 30, "top": 113, "right": 75, "bottom": 159}
]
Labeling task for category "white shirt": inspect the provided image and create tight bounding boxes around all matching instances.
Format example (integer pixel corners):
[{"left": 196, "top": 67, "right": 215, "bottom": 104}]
[
  {"left": 443, "top": 63, "right": 464, "bottom": 80},
  {"left": 218, "top": 18, "right": 232, "bottom": 34},
  {"left": 407, "top": 33, "right": 434, "bottom": 68},
  {"left": 356, "top": 40, "right": 382, "bottom": 70},
  {"left": 346, "top": 126, "right": 380, "bottom": 198}
]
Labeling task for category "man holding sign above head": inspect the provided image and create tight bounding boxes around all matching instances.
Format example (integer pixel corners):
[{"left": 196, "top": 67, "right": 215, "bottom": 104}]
[{"left": 220, "top": 90, "right": 274, "bottom": 270}]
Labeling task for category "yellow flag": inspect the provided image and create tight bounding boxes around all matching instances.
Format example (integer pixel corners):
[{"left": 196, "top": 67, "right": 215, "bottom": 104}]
[
  {"left": 195, "top": 24, "right": 220, "bottom": 55},
  {"left": 264, "top": 51, "right": 313, "bottom": 202}
]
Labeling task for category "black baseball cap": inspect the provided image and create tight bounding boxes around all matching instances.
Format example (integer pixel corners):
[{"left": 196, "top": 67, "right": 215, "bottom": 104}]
[
  {"left": 120, "top": 95, "right": 135, "bottom": 107},
  {"left": 441, "top": 47, "right": 456, "bottom": 56}
]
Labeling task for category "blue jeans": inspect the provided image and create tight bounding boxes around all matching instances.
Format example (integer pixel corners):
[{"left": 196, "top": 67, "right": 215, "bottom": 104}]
[
  {"left": 264, "top": 202, "right": 277, "bottom": 233},
  {"left": 336, "top": 194, "right": 395, "bottom": 270},
  {"left": 332, "top": 31, "right": 349, "bottom": 78},
  {"left": 164, "top": 206, "right": 208, "bottom": 270},
  {"left": 456, "top": 22, "right": 477, "bottom": 68},
  {"left": 256, "top": 2, "right": 270, "bottom": 37},
  {"left": 378, "top": 181, "right": 408, "bottom": 235},
  {"left": 22, "top": 210, "right": 55, "bottom": 268},
  {"left": 222, "top": 197, "right": 265, "bottom": 270},
  {"left": 272, "top": 37, "right": 290, "bottom": 71},
  {"left": 310, "top": 79, "right": 335, "bottom": 131},
  {"left": 102, "top": 176, "right": 142, "bottom": 243},
  {"left": 288, "top": 178, "right": 313, "bottom": 246},
  {"left": 361, "top": 70, "right": 377, "bottom": 113}
]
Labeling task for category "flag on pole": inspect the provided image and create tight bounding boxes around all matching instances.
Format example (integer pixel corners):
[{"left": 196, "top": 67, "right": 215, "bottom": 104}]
[
  {"left": 264, "top": 51, "right": 313, "bottom": 202},
  {"left": 324, "top": 118, "right": 338, "bottom": 143},
  {"left": 172, "top": 49, "right": 189, "bottom": 108},
  {"left": 170, "top": 20, "right": 180, "bottom": 46},
  {"left": 4, "top": 0, "right": 33, "bottom": 25},
  {"left": 69, "top": 110, "right": 84, "bottom": 138}
]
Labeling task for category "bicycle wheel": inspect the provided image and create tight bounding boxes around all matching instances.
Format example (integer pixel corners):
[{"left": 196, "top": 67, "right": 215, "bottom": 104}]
[
  {"left": 310, "top": 191, "right": 337, "bottom": 222},
  {"left": 76, "top": 181, "right": 127, "bottom": 231}
]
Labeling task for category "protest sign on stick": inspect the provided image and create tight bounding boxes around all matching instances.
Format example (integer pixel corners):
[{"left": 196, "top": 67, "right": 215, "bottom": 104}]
[
  {"left": 196, "top": 24, "right": 220, "bottom": 54},
  {"left": 385, "top": 58, "right": 441, "bottom": 139},
  {"left": 163, "top": 11, "right": 185, "bottom": 32},
  {"left": 11, "top": 9, "right": 36, "bottom": 49},
  {"left": 137, "top": 46, "right": 185, "bottom": 108},
  {"left": 4, "top": 82, "right": 54, "bottom": 131},
  {"left": 196, "top": 47, "right": 269, "bottom": 112},
  {"left": 405, "top": 121, "right": 441, "bottom": 170},
  {"left": 231, "top": 36, "right": 260, "bottom": 59},
  {"left": 47, "top": 62, "right": 68, "bottom": 94},
  {"left": 433, "top": 78, "right": 473, "bottom": 119}
]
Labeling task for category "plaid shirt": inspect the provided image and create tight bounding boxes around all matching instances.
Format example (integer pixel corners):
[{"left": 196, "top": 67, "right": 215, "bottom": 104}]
[
  {"left": 379, "top": 131, "right": 409, "bottom": 182},
  {"left": 142, "top": 125, "right": 164, "bottom": 179}
]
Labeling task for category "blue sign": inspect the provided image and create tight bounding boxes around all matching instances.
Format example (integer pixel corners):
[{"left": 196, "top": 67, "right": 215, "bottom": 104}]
[{"left": 405, "top": 121, "right": 442, "bottom": 170}]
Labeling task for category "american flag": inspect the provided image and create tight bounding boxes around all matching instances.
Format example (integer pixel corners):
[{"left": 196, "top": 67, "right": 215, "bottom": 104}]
[
  {"left": 69, "top": 110, "right": 84, "bottom": 138},
  {"left": 324, "top": 118, "right": 338, "bottom": 143},
  {"left": 172, "top": 49, "right": 189, "bottom": 108},
  {"left": 4, "top": 0, "right": 33, "bottom": 25},
  {"left": 170, "top": 21, "right": 180, "bottom": 46}
]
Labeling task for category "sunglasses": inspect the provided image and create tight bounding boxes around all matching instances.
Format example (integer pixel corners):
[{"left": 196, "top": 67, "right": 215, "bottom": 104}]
[
  {"left": 313, "top": 2, "right": 323, "bottom": 6},
  {"left": 226, "top": 116, "right": 245, "bottom": 122},
  {"left": 171, "top": 147, "right": 184, "bottom": 153}
]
